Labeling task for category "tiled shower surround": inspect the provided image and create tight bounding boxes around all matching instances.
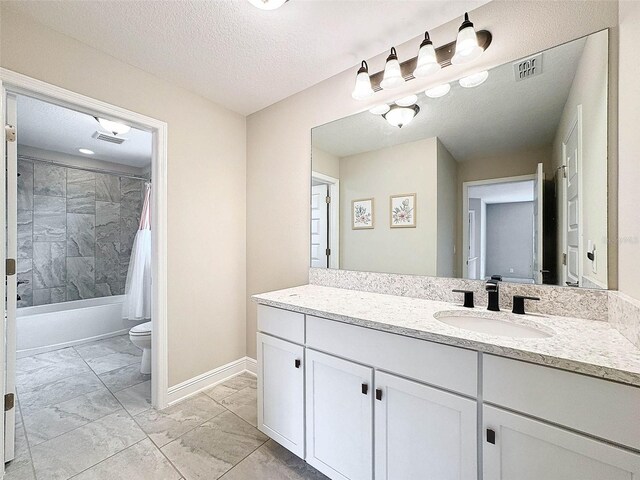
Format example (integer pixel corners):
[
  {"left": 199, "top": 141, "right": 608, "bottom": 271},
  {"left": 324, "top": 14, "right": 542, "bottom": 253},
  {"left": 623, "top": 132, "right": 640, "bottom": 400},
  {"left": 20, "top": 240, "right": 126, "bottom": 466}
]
[{"left": 16, "top": 159, "right": 146, "bottom": 307}]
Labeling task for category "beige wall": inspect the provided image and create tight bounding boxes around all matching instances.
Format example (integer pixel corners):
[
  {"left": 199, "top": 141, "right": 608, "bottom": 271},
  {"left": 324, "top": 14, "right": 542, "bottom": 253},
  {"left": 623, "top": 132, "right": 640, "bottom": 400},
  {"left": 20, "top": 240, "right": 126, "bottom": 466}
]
[
  {"left": 0, "top": 7, "right": 248, "bottom": 387},
  {"left": 339, "top": 137, "right": 438, "bottom": 275},
  {"left": 311, "top": 147, "right": 340, "bottom": 179},
  {"left": 552, "top": 30, "right": 609, "bottom": 288},
  {"left": 618, "top": 1, "right": 640, "bottom": 301},
  {"left": 246, "top": 0, "right": 619, "bottom": 358},
  {"left": 436, "top": 140, "right": 458, "bottom": 277}
]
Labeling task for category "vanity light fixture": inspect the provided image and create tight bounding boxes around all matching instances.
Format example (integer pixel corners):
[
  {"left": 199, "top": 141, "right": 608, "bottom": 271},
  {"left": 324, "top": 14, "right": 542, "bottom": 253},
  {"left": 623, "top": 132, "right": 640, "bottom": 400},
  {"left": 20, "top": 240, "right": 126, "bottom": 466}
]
[
  {"left": 96, "top": 117, "right": 131, "bottom": 136},
  {"left": 380, "top": 47, "right": 405, "bottom": 90},
  {"left": 247, "top": 0, "right": 288, "bottom": 10},
  {"left": 425, "top": 83, "right": 451, "bottom": 98},
  {"left": 383, "top": 104, "right": 420, "bottom": 128},
  {"left": 451, "top": 13, "right": 485, "bottom": 65},
  {"left": 369, "top": 104, "right": 391, "bottom": 115},
  {"left": 459, "top": 70, "right": 489, "bottom": 88},
  {"left": 352, "top": 61, "right": 374, "bottom": 100},
  {"left": 395, "top": 94, "right": 418, "bottom": 107},
  {"left": 78, "top": 148, "right": 95, "bottom": 155},
  {"left": 413, "top": 32, "right": 441, "bottom": 78}
]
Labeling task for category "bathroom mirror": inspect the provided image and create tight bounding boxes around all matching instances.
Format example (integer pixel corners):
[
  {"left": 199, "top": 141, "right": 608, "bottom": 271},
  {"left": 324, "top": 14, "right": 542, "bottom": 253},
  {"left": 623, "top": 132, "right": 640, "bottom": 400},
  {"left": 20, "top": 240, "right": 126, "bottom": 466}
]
[{"left": 311, "top": 30, "right": 609, "bottom": 289}]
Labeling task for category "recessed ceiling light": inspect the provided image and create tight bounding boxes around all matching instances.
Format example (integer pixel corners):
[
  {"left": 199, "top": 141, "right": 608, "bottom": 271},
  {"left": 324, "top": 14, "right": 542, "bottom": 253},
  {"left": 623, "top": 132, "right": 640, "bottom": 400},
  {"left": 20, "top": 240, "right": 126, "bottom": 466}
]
[
  {"left": 395, "top": 95, "right": 418, "bottom": 107},
  {"left": 459, "top": 70, "right": 489, "bottom": 88},
  {"left": 369, "top": 104, "right": 391, "bottom": 115},
  {"left": 425, "top": 83, "right": 451, "bottom": 98},
  {"left": 79, "top": 148, "right": 94, "bottom": 155},
  {"left": 248, "top": 0, "right": 288, "bottom": 10},
  {"left": 96, "top": 117, "right": 131, "bottom": 136}
]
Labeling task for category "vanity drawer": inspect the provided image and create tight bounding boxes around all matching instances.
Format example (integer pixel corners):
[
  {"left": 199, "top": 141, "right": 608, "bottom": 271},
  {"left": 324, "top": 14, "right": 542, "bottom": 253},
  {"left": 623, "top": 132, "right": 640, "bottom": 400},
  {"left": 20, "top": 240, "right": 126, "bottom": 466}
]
[
  {"left": 483, "top": 354, "right": 640, "bottom": 450},
  {"left": 257, "top": 305, "right": 305, "bottom": 344},
  {"left": 306, "top": 315, "right": 477, "bottom": 397}
]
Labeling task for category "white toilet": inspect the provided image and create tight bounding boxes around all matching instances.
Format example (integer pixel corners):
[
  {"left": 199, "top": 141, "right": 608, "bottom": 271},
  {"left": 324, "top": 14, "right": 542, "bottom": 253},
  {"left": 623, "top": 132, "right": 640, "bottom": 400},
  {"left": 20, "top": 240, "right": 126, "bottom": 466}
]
[{"left": 129, "top": 321, "right": 152, "bottom": 374}]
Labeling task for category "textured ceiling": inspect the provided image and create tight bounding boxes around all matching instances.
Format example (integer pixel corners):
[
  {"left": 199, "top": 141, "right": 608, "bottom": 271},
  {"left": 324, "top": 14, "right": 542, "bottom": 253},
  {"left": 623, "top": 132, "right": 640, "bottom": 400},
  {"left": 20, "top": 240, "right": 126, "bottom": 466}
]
[
  {"left": 3, "top": 0, "right": 488, "bottom": 115},
  {"left": 17, "top": 95, "right": 152, "bottom": 167},
  {"left": 313, "top": 35, "right": 588, "bottom": 161}
]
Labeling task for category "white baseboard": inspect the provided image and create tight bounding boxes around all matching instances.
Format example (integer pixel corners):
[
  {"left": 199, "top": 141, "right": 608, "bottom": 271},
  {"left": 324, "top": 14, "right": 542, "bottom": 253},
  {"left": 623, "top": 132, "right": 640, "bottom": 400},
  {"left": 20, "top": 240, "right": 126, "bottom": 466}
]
[{"left": 167, "top": 356, "right": 257, "bottom": 406}]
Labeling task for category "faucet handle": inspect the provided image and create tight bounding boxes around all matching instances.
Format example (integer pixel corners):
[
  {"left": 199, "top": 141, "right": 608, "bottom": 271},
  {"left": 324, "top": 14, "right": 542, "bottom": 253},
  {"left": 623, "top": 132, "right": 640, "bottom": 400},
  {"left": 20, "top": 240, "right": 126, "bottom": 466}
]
[
  {"left": 512, "top": 295, "right": 540, "bottom": 315},
  {"left": 452, "top": 289, "right": 474, "bottom": 308}
]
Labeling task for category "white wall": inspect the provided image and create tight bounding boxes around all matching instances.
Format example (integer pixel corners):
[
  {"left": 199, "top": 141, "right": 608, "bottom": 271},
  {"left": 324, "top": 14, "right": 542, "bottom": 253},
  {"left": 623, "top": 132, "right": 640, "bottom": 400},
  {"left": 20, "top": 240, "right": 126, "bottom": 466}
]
[
  {"left": 618, "top": 1, "right": 640, "bottom": 301},
  {"left": 436, "top": 140, "right": 458, "bottom": 277},
  {"left": 246, "top": 0, "right": 619, "bottom": 358},
  {"left": 0, "top": 6, "right": 248, "bottom": 387},
  {"left": 339, "top": 137, "right": 438, "bottom": 275},
  {"left": 553, "top": 30, "right": 609, "bottom": 288}
]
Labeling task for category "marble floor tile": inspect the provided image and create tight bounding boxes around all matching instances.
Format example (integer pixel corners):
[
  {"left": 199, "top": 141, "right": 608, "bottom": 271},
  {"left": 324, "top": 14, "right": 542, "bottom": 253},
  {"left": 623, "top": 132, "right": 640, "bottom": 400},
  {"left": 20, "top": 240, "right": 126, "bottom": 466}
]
[
  {"left": 135, "top": 394, "right": 225, "bottom": 448},
  {"left": 99, "top": 363, "right": 150, "bottom": 393},
  {"left": 85, "top": 351, "right": 142, "bottom": 375},
  {"left": 30, "top": 410, "right": 146, "bottom": 480},
  {"left": 161, "top": 410, "right": 268, "bottom": 480},
  {"left": 16, "top": 356, "right": 91, "bottom": 390},
  {"left": 220, "top": 387, "right": 258, "bottom": 427},
  {"left": 203, "top": 383, "right": 241, "bottom": 403},
  {"left": 18, "top": 371, "right": 104, "bottom": 414},
  {"left": 23, "top": 388, "right": 121, "bottom": 445},
  {"left": 220, "top": 440, "right": 328, "bottom": 480},
  {"left": 223, "top": 373, "right": 257, "bottom": 391},
  {"left": 114, "top": 380, "right": 152, "bottom": 416},
  {"left": 74, "top": 334, "right": 140, "bottom": 361},
  {"left": 4, "top": 452, "right": 36, "bottom": 480},
  {"left": 73, "top": 438, "right": 181, "bottom": 480},
  {"left": 16, "top": 347, "right": 80, "bottom": 374}
]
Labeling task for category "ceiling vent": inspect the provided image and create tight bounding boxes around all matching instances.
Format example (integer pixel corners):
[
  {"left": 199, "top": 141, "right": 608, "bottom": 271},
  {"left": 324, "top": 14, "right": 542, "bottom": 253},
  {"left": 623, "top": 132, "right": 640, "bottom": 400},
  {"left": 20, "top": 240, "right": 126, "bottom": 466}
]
[
  {"left": 514, "top": 53, "right": 543, "bottom": 81},
  {"left": 92, "top": 131, "right": 126, "bottom": 144}
]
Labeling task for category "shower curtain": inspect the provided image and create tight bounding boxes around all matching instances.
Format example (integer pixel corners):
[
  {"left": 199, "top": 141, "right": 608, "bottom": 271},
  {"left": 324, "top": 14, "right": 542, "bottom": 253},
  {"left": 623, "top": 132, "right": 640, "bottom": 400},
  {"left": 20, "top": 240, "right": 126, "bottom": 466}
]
[{"left": 123, "top": 183, "right": 152, "bottom": 320}]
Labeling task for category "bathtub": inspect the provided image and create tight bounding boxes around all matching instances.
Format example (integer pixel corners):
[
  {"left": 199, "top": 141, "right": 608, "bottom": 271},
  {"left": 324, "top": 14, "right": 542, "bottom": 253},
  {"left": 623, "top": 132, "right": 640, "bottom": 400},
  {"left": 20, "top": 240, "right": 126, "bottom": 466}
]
[{"left": 17, "top": 295, "right": 138, "bottom": 357}]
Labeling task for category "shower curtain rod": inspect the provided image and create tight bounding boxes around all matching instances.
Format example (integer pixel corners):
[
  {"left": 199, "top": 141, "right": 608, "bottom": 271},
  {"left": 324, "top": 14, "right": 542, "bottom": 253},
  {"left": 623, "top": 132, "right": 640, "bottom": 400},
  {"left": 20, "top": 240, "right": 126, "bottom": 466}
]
[{"left": 18, "top": 154, "right": 151, "bottom": 181}]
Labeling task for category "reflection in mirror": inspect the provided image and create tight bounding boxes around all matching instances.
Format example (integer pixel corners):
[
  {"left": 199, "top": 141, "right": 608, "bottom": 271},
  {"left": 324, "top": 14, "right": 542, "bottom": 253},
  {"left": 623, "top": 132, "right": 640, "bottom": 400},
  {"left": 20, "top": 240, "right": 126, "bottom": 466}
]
[{"left": 311, "top": 30, "right": 609, "bottom": 289}]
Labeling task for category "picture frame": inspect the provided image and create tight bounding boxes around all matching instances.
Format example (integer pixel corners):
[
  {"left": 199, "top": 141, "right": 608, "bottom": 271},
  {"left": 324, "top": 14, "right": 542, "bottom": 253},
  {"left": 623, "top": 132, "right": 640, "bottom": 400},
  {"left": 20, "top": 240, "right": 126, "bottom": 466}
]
[
  {"left": 352, "top": 198, "right": 374, "bottom": 229},
  {"left": 390, "top": 193, "right": 416, "bottom": 228}
]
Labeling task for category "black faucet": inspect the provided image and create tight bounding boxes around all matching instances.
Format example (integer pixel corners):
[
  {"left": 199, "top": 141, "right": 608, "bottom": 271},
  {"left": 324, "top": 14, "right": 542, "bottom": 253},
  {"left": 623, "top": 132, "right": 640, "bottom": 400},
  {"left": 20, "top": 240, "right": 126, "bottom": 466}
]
[{"left": 486, "top": 277, "right": 501, "bottom": 311}]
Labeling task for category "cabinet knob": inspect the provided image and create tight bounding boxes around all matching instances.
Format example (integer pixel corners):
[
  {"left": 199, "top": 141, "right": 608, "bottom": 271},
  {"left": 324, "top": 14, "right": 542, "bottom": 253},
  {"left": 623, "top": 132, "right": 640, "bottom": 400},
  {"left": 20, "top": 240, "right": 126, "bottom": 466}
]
[
  {"left": 294, "top": 359, "right": 301, "bottom": 369},
  {"left": 361, "top": 383, "right": 369, "bottom": 395},
  {"left": 375, "top": 388, "right": 383, "bottom": 401},
  {"left": 486, "top": 428, "right": 496, "bottom": 444}
]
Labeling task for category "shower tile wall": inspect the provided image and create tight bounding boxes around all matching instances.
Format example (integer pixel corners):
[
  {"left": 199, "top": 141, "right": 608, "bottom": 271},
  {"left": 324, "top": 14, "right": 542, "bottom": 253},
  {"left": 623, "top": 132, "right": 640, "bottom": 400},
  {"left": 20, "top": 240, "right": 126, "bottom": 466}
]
[{"left": 17, "top": 160, "right": 146, "bottom": 307}]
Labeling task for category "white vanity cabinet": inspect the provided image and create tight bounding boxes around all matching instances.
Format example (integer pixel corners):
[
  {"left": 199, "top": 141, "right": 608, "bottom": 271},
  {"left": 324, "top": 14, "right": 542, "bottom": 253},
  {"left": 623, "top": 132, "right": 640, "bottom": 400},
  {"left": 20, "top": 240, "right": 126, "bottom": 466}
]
[
  {"left": 305, "top": 349, "right": 373, "bottom": 480},
  {"left": 483, "top": 406, "right": 640, "bottom": 480},
  {"left": 374, "top": 371, "right": 477, "bottom": 480}
]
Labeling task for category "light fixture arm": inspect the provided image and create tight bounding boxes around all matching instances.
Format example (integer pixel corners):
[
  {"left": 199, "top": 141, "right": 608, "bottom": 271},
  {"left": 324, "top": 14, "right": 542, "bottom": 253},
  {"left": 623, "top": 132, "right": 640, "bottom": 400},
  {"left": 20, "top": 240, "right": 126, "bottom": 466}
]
[{"left": 368, "top": 30, "right": 492, "bottom": 92}]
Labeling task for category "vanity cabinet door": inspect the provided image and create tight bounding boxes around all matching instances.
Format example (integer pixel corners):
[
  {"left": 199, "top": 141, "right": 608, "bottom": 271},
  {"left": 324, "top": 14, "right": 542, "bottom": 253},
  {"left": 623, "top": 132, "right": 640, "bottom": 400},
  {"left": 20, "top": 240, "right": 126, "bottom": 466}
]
[
  {"left": 483, "top": 405, "right": 640, "bottom": 480},
  {"left": 257, "top": 333, "right": 304, "bottom": 458},
  {"left": 374, "top": 371, "right": 477, "bottom": 480},
  {"left": 306, "top": 349, "right": 373, "bottom": 480}
]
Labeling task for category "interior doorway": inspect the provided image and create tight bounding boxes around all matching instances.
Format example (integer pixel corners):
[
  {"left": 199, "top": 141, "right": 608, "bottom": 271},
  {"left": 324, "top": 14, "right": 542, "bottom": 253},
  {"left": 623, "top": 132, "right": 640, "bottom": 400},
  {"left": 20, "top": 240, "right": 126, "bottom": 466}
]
[
  {"left": 1, "top": 68, "right": 168, "bottom": 467},
  {"left": 310, "top": 172, "right": 339, "bottom": 269}
]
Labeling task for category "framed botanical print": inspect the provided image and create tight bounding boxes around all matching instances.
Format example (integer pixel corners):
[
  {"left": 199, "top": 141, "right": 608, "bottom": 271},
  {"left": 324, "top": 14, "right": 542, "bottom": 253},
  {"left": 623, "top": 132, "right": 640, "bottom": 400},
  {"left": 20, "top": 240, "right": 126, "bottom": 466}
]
[
  {"left": 352, "top": 198, "right": 374, "bottom": 229},
  {"left": 390, "top": 193, "right": 416, "bottom": 228}
]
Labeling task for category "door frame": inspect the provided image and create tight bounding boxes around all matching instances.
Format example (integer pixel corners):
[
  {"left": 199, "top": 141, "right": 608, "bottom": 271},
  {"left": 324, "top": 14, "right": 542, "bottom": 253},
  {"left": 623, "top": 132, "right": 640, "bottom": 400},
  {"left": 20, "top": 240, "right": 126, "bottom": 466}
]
[
  {"left": 561, "top": 105, "right": 583, "bottom": 287},
  {"left": 462, "top": 174, "right": 536, "bottom": 279},
  {"left": 0, "top": 68, "right": 170, "bottom": 415},
  {"left": 311, "top": 171, "right": 340, "bottom": 269}
]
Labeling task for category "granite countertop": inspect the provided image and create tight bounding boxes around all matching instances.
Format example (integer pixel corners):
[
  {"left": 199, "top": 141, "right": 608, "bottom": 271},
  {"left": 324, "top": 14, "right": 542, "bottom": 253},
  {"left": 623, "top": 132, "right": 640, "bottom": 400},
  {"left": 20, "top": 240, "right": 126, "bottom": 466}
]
[{"left": 253, "top": 284, "right": 640, "bottom": 387}]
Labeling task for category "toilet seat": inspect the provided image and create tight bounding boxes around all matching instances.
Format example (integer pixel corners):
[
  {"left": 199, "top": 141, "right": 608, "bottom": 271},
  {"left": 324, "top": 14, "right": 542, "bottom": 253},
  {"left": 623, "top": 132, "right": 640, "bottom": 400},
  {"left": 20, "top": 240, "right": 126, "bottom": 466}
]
[{"left": 129, "top": 321, "right": 151, "bottom": 336}]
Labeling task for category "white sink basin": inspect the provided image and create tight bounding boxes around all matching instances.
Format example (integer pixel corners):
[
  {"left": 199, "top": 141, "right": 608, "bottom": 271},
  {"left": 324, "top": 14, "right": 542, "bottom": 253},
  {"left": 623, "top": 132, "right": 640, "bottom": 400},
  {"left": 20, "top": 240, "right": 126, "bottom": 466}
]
[{"left": 436, "top": 314, "right": 552, "bottom": 338}]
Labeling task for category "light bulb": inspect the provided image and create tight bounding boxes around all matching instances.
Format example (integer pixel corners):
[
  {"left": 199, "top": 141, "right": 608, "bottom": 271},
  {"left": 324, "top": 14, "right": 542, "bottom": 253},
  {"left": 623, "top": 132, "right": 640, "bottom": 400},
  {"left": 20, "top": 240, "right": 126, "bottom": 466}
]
[
  {"left": 352, "top": 61, "right": 374, "bottom": 100},
  {"left": 369, "top": 104, "right": 391, "bottom": 115},
  {"left": 425, "top": 83, "right": 451, "bottom": 98},
  {"left": 413, "top": 32, "right": 441, "bottom": 78},
  {"left": 459, "top": 70, "right": 489, "bottom": 88},
  {"left": 380, "top": 47, "right": 405, "bottom": 90},
  {"left": 451, "top": 13, "right": 484, "bottom": 65},
  {"left": 383, "top": 105, "right": 420, "bottom": 128},
  {"left": 395, "top": 95, "right": 418, "bottom": 107}
]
